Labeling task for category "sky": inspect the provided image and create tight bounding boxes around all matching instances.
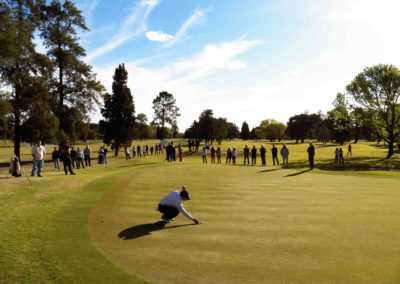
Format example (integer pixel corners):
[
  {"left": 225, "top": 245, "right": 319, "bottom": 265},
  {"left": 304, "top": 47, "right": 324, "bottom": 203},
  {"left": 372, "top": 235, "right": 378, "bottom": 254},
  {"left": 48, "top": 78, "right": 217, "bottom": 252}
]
[{"left": 55, "top": 0, "right": 400, "bottom": 131}]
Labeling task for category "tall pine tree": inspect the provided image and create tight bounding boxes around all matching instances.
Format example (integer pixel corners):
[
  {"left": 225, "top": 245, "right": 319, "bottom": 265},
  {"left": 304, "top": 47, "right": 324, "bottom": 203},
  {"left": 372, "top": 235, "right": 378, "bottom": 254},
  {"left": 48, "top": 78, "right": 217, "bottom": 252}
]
[
  {"left": 100, "top": 64, "right": 135, "bottom": 156},
  {"left": 40, "top": 0, "right": 103, "bottom": 140},
  {"left": 0, "top": 0, "right": 48, "bottom": 157},
  {"left": 240, "top": 121, "right": 250, "bottom": 140}
]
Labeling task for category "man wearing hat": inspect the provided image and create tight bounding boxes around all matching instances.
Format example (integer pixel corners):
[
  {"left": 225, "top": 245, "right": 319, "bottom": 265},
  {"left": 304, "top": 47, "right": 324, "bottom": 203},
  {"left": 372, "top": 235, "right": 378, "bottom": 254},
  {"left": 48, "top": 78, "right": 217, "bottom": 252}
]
[{"left": 158, "top": 186, "right": 202, "bottom": 224}]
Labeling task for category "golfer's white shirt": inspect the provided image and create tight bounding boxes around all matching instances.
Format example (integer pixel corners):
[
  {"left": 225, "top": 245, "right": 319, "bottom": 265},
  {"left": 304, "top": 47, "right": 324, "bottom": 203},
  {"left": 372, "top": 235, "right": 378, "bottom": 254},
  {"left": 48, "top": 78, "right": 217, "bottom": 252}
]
[{"left": 159, "top": 191, "right": 194, "bottom": 220}]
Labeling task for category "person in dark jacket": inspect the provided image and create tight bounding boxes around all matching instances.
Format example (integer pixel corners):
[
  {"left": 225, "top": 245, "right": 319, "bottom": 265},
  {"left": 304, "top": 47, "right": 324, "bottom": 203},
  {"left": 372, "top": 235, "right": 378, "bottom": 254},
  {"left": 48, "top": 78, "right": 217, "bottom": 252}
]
[
  {"left": 271, "top": 144, "right": 279, "bottom": 166},
  {"left": 60, "top": 140, "right": 75, "bottom": 175},
  {"left": 260, "top": 145, "right": 266, "bottom": 166},
  {"left": 52, "top": 147, "right": 61, "bottom": 171},
  {"left": 307, "top": 143, "right": 315, "bottom": 169}
]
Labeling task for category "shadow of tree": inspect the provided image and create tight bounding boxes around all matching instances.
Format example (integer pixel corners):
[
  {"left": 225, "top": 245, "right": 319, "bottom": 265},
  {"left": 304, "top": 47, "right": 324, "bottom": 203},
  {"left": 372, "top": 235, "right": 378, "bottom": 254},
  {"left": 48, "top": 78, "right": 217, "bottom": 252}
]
[{"left": 118, "top": 221, "right": 195, "bottom": 240}]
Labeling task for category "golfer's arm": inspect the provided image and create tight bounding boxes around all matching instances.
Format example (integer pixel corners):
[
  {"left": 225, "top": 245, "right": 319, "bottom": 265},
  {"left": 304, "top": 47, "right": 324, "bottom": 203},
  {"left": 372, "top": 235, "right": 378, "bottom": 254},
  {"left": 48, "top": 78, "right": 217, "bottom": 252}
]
[{"left": 179, "top": 205, "right": 194, "bottom": 221}]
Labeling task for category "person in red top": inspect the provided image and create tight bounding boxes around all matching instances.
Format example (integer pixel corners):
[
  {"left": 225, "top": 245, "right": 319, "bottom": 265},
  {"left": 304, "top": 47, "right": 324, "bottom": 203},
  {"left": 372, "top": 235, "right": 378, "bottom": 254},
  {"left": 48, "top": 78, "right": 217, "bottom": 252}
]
[{"left": 226, "top": 147, "right": 232, "bottom": 165}]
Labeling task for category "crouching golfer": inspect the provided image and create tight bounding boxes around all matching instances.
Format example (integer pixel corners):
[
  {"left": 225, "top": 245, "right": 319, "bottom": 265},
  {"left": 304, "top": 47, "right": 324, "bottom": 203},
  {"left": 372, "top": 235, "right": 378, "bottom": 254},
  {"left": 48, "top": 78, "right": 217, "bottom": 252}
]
[{"left": 158, "top": 186, "right": 202, "bottom": 224}]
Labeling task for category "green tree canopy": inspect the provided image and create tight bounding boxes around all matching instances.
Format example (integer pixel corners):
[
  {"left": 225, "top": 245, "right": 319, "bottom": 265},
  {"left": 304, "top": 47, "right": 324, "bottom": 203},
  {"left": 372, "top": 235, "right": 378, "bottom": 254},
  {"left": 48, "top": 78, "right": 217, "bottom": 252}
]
[
  {"left": 346, "top": 64, "right": 400, "bottom": 158},
  {"left": 152, "top": 91, "right": 180, "bottom": 139}
]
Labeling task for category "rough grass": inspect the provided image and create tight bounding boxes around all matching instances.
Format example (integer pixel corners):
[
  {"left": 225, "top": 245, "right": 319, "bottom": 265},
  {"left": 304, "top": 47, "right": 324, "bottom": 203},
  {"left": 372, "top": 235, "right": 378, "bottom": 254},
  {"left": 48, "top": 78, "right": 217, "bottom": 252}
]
[{"left": 0, "top": 157, "right": 151, "bottom": 283}]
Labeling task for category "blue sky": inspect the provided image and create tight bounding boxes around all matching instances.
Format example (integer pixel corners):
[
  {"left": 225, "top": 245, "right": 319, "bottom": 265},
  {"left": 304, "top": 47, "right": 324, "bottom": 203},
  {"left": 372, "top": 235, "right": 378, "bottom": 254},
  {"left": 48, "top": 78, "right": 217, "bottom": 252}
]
[{"left": 64, "top": 0, "right": 400, "bottom": 131}]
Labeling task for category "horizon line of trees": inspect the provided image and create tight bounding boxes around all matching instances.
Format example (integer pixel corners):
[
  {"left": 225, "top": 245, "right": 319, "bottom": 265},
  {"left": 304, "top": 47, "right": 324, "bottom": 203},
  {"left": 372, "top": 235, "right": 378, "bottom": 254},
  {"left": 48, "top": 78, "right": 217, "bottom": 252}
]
[{"left": 1, "top": 3, "right": 398, "bottom": 158}]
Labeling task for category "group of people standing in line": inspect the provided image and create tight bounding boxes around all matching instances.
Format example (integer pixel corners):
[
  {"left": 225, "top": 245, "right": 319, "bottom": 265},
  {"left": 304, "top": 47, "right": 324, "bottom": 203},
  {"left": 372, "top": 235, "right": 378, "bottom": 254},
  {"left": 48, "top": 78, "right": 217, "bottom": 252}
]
[
  {"left": 30, "top": 139, "right": 110, "bottom": 177},
  {"left": 200, "top": 143, "right": 290, "bottom": 168},
  {"left": 27, "top": 139, "right": 354, "bottom": 178},
  {"left": 124, "top": 143, "right": 164, "bottom": 160}
]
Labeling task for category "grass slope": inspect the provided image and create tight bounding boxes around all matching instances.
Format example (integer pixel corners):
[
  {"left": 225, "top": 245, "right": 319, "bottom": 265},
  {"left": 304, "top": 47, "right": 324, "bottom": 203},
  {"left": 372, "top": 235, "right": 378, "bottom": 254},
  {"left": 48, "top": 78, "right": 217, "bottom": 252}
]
[
  {"left": 89, "top": 163, "right": 400, "bottom": 283},
  {"left": 0, "top": 158, "right": 150, "bottom": 283}
]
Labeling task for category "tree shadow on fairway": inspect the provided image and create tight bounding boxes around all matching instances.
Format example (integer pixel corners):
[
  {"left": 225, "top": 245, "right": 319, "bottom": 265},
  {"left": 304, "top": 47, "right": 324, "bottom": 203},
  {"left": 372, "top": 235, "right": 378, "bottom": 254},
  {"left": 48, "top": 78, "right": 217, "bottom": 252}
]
[
  {"left": 284, "top": 169, "right": 312, "bottom": 177},
  {"left": 118, "top": 221, "right": 195, "bottom": 240},
  {"left": 257, "top": 169, "right": 279, "bottom": 173}
]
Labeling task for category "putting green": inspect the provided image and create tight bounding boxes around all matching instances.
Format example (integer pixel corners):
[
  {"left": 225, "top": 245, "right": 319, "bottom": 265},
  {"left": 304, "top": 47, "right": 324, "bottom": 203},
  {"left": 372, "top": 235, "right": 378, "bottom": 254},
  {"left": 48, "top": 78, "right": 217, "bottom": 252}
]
[{"left": 89, "top": 163, "right": 400, "bottom": 283}]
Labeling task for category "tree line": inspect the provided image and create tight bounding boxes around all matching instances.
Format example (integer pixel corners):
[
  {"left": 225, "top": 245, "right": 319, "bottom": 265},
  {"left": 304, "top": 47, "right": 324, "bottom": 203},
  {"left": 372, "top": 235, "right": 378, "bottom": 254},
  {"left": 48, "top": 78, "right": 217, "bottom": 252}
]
[
  {"left": 1, "top": 2, "right": 399, "bottom": 158},
  {"left": 183, "top": 65, "right": 400, "bottom": 159}
]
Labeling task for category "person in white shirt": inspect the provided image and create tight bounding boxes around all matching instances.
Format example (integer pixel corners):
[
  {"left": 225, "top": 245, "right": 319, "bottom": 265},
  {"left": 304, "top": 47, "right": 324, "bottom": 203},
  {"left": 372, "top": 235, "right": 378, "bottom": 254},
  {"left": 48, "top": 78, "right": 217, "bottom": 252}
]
[
  {"left": 31, "top": 139, "right": 46, "bottom": 177},
  {"left": 158, "top": 186, "right": 202, "bottom": 224},
  {"left": 202, "top": 147, "right": 207, "bottom": 164}
]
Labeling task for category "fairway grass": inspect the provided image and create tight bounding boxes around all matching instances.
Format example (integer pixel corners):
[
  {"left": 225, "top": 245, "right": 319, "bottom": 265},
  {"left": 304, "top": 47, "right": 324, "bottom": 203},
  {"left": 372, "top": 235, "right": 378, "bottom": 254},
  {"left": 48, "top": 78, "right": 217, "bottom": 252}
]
[
  {"left": 89, "top": 163, "right": 400, "bottom": 284},
  {"left": 1, "top": 140, "right": 400, "bottom": 283}
]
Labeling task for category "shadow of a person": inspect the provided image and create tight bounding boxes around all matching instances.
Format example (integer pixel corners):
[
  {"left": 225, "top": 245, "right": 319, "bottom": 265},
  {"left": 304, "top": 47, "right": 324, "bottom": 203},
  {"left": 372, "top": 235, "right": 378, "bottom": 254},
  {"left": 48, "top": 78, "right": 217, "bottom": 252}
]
[
  {"left": 118, "top": 221, "right": 195, "bottom": 240},
  {"left": 284, "top": 169, "right": 312, "bottom": 177}
]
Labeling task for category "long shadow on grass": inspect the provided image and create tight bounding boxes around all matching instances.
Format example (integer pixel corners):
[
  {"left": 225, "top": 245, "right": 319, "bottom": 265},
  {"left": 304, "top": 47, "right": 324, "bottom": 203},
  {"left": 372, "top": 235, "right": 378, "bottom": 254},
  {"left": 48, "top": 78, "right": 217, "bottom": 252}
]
[
  {"left": 284, "top": 169, "right": 312, "bottom": 177},
  {"left": 118, "top": 221, "right": 195, "bottom": 240},
  {"left": 257, "top": 169, "right": 279, "bottom": 173}
]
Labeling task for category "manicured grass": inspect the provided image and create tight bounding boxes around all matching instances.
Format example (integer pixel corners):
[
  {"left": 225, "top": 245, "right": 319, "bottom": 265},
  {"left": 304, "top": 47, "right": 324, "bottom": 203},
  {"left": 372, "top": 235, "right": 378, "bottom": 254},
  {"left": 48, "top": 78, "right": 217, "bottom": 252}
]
[
  {"left": 0, "top": 140, "right": 399, "bottom": 283},
  {"left": 89, "top": 162, "right": 400, "bottom": 283}
]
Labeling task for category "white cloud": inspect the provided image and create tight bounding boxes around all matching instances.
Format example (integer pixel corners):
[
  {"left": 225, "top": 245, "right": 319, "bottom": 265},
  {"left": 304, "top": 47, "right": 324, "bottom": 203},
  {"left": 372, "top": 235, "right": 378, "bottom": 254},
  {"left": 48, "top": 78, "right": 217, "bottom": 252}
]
[
  {"left": 145, "top": 31, "right": 173, "bottom": 42},
  {"left": 165, "top": 7, "right": 212, "bottom": 47},
  {"left": 91, "top": 37, "right": 262, "bottom": 129},
  {"left": 86, "top": 0, "right": 160, "bottom": 61},
  {"left": 170, "top": 37, "right": 263, "bottom": 80}
]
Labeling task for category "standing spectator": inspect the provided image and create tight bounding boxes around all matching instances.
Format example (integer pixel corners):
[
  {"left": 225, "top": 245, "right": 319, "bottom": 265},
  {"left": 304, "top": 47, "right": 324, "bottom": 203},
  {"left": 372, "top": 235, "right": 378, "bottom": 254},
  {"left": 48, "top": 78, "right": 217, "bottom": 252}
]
[
  {"left": 280, "top": 144, "right": 289, "bottom": 168},
  {"left": 202, "top": 146, "right": 208, "bottom": 164},
  {"left": 76, "top": 147, "right": 85, "bottom": 169},
  {"left": 188, "top": 139, "right": 192, "bottom": 151},
  {"left": 216, "top": 147, "right": 222, "bottom": 164},
  {"left": 226, "top": 148, "right": 232, "bottom": 165},
  {"left": 334, "top": 148, "right": 339, "bottom": 163},
  {"left": 52, "top": 147, "right": 61, "bottom": 171},
  {"left": 125, "top": 146, "right": 131, "bottom": 160},
  {"left": 172, "top": 143, "right": 176, "bottom": 161},
  {"left": 137, "top": 145, "right": 142, "bottom": 157},
  {"left": 84, "top": 145, "right": 91, "bottom": 166},
  {"left": 243, "top": 145, "right": 250, "bottom": 165},
  {"left": 346, "top": 144, "right": 352, "bottom": 156},
  {"left": 132, "top": 145, "right": 137, "bottom": 158},
  {"left": 307, "top": 143, "right": 315, "bottom": 169},
  {"left": 232, "top": 147, "right": 237, "bottom": 165},
  {"left": 103, "top": 147, "right": 108, "bottom": 164},
  {"left": 150, "top": 146, "right": 154, "bottom": 155},
  {"left": 339, "top": 147, "right": 344, "bottom": 164},
  {"left": 210, "top": 146, "right": 216, "bottom": 164},
  {"left": 260, "top": 145, "right": 266, "bottom": 166},
  {"left": 60, "top": 140, "right": 75, "bottom": 175},
  {"left": 251, "top": 146, "right": 257, "bottom": 165},
  {"left": 195, "top": 139, "right": 200, "bottom": 152},
  {"left": 31, "top": 139, "right": 46, "bottom": 177},
  {"left": 70, "top": 147, "right": 77, "bottom": 168},
  {"left": 166, "top": 143, "right": 172, "bottom": 162},
  {"left": 271, "top": 144, "right": 279, "bottom": 166},
  {"left": 98, "top": 146, "right": 105, "bottom": 164},
  {"left": 178, "top": 144, "right": 183, "bottom": 162}
]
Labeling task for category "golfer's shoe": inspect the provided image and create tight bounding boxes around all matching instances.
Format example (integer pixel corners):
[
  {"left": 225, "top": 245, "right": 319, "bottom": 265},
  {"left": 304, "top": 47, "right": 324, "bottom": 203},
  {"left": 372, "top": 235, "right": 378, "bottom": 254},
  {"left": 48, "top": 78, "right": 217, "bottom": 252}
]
[{"left": 162, "top": 218, "right": 175, "bottom": 223}]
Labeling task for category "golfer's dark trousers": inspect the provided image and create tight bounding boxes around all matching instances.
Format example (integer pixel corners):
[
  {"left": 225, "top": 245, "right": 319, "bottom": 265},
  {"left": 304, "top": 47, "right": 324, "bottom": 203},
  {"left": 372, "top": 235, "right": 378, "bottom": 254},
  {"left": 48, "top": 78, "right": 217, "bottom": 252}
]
[
  {"left": 158, "top": 204, "right": 179, "bottom": 220},
  {"left": 62, "top": 156, "right": 74, "bottom": 174}
]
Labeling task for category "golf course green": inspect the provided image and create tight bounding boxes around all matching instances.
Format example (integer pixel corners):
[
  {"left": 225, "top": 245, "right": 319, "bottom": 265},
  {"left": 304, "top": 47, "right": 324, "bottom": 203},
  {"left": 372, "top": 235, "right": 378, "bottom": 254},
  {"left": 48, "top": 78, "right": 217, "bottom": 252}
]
[{"left": 1, "top": 140, "right": 400, "bottom": 283}]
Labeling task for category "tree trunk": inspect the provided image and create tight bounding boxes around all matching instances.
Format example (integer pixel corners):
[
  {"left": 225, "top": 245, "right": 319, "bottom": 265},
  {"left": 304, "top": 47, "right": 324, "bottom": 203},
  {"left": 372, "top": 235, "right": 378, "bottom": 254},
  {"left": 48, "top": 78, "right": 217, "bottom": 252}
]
[
  {"left": 58, "top": 46, "right": 64, "bottom": 132},
  {"left": 387, "top": 141, "right": 394, "bottom": 158}
]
